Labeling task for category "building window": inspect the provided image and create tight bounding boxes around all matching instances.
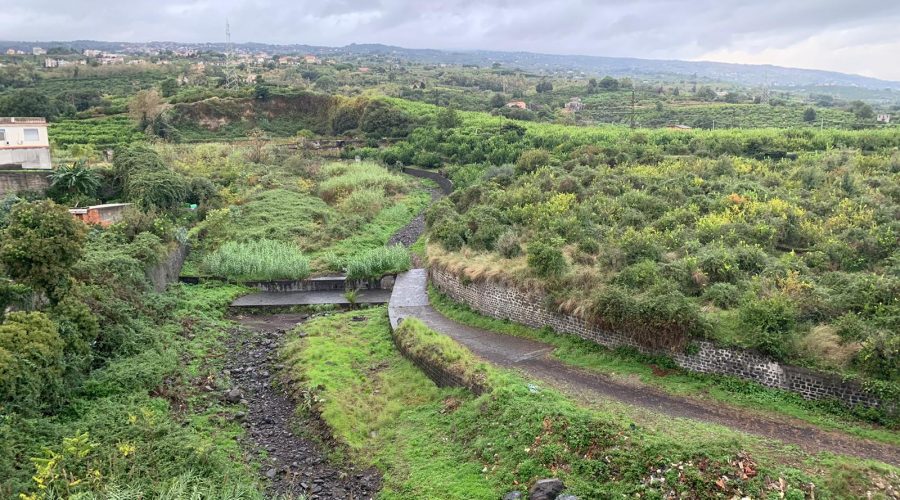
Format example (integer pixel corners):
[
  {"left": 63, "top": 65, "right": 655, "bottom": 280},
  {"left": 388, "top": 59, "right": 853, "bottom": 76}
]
[
  {"left": 24, "top": 128, "right": 40, "bottom": 142},
  {"left": 0, "top": 129, "right": 5, "bottom": 142}
]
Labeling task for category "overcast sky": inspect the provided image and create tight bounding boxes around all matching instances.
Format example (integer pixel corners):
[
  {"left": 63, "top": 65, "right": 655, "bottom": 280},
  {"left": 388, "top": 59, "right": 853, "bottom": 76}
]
[{"left": 4, "top": 0, "right": 900, "bottom": 81}]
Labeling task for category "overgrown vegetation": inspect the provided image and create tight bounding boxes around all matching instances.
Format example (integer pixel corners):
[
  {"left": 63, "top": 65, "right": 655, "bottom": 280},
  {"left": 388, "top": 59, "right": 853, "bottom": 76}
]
[
  {"left": 421, "top": 132, "right": 900, "bottom": 386},
  {"left": 202, "top": 239, "right": 311, "bottom": 281}
]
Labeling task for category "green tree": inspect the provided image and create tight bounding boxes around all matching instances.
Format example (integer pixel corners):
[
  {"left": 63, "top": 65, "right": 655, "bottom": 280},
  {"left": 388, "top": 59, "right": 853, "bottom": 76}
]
[
  {"left": 436, "top": 105, "right": 461, "bottom": 129},
  {"left": 315, "top": 75, "right": 338, "bottom": 91},
  {"left": 0, "top": 311, "right": 64, "bottom": 412},
  {"left": 0, "top": 89, "right": 55, "bottom": 118},
  {"left": 112, "top": 144, "right": 167, "bottom": 190},
  {"left": 598, "top": 76, "right": 619, "bottom": 91},
  {"left": 803, "top": 107, "right": 817, "bottom": 123},
  {"left": 159, "top": 77, "right": 179, "bottom": 98},
  {"left": 253, "top": 83, "right": 271, "bottom": 101},
  {"left": 490, "top": 93, "right": 507, "bottom": 109},
  {"left": 848, "top": 100, "right": 875, "bottom": 120},
  {"left": 0, "top": 200, "right": 85, "bottom": 300},
  {"left": 126, "top": 170, "right": 188, "bottom": 210},
  {"left": 536, "top": 80, "right": 553, "bottom": 93}
]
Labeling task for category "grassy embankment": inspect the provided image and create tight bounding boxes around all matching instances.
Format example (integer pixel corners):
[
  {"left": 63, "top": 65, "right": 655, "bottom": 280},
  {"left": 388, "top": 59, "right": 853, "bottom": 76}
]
[{"left": 282, "top": 307, "right": 899, "bottom": 499}]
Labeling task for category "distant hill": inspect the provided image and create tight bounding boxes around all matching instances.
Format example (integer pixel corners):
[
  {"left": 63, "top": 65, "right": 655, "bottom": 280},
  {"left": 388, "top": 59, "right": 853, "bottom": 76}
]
[{"left": 4, "top": 39, "right": 900, "bottom": 91}]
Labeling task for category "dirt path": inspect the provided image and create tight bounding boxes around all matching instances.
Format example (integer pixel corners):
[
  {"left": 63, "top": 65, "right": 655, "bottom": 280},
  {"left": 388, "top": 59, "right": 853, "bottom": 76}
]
[
  {"left": 389, "top": 270, "right": 900, "bottom": 467},
  {"left": 225, "top": 313, "right": 381, "bottom": 499}
]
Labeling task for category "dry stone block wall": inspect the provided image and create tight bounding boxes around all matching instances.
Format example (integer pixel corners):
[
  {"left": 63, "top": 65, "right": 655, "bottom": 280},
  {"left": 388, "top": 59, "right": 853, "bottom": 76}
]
[
  {"left": 430, "top": 267, "right": 888, "bottom": 410},
  {"left": 0, "top": 171, "right": 50, "bottom": 196},
  {"left": 391, "top": 318, "right": 488, "bottom": 395}
]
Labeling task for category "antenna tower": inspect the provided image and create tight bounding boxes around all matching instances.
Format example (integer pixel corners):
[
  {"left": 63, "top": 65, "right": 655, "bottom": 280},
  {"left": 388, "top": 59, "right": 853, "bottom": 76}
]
[{"left": 224, "top": 19, "right": 239, "bottom": 89}]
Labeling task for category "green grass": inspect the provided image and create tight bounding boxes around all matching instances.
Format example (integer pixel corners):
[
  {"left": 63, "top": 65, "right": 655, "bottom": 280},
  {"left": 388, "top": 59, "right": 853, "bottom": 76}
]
[
  {"left": 428, "top": 286, "right": 900, "bottom": 445},
  {"left": 343, "top": 245, "right": 411, "bottom": 280},
  {"left": 282, "top": 307, "right": 899, "bottom": 499},
  {"left": 1, "top": 283, "right": 261, "bottom": 499},
  {"left": 201, "top": 239, "right": 311, "bottom": 281},
  {"left": 313, "top": 189, "right": 430, "bottom": 264},
  {"left": 318, "top": 161, "right": 409, "bottom": 203}
]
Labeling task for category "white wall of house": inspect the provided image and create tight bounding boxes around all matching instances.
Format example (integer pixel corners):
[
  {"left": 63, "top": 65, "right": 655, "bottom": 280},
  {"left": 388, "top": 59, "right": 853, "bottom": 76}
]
[{"left": 0, "top": 121, "right": 52, "bottom": 169}]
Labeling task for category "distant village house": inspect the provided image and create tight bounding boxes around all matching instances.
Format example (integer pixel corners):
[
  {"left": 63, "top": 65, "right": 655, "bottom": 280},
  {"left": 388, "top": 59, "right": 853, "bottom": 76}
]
[
  {"left": 563, "top": 97, "right": 584, "bottom": 113},
  {"left": 877, "top": 114, "right": 891, "bottom": 123},
  {"left": 0, "top": 117, "right": 52, "bottom": 169},
  {"left": 506, "top": 101, "right": 527, "bottom": 110}
]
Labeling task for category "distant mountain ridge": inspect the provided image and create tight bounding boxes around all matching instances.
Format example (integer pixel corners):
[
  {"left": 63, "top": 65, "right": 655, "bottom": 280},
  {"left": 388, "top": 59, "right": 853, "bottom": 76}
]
[{"left": 4, "top": 39, "right": 899, "bottom": 90}]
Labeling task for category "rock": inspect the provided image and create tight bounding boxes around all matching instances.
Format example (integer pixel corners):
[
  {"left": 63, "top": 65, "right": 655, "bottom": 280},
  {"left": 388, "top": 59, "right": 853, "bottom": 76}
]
[
  {"left": 557, "top": 495, "right": 579, "bottom": 500},
  {"left": 265, "top": 468, "right": 277, "bottom": 479},
  {"left": 503, "top": 491, "right": 523, "bottom": 500},
  {"left": 529, "top": 478, "right": 565, "bottom": 500},
  {"left": 224, "top": 388, "right": 242, "bottom": 403},
  {"left": 380, "top": 275, "right": 395, "bottom": 290},
  {"left": 233, "top": 411, "right": 246, "bottom": 422}
]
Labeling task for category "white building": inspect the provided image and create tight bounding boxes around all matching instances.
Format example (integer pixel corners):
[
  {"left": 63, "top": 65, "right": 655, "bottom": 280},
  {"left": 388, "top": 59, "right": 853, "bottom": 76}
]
[
  {"left": 32, "top": 47, "right": 46, "bottom": 55},
  {"left": 83, "top": 49, "right": 102, "bottom": 57},
  {"left": 877, "top": 114, "right": 892, "bottom": 123},
  {"left": 0, "top": 117, "right": 52, "bottom": 169}
]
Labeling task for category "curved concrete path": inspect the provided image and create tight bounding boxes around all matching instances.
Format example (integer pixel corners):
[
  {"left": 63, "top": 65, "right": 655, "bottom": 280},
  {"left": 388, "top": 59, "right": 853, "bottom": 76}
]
[{"left": 389, "top": 269, "right": 900, "bottom": 466}]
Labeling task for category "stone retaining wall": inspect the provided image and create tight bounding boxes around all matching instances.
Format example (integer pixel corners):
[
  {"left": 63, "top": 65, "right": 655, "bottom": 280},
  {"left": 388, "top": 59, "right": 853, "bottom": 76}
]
[
  {"left": 0, "top": 170, "right": 50, "bottom": 196},
  {"left": 148, "top": 242, "right": 188, "bottom": 292},
  {"left": 430, "top": 267, "right": 889, "bottom": 411},
  {"left": 391, "top": 318, "right": 488, "bottom": 395}
]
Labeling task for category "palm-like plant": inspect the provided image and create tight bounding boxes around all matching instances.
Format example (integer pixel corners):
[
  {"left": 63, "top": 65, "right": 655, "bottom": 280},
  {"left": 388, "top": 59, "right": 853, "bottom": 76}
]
[{"left": 49, "top": 160, "right": 101, "bottom": 200}]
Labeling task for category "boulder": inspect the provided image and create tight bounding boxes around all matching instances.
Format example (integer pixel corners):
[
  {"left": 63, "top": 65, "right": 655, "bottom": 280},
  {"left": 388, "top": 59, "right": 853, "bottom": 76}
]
[
  {"left": 529, "top": 478, "right": 565, "bottom": 500},
  {"left": 224, "top": 388, "right": 242, "bottom": 403},
  {"left": 502, "top": 492, "right": 523, "bottom": 500}
]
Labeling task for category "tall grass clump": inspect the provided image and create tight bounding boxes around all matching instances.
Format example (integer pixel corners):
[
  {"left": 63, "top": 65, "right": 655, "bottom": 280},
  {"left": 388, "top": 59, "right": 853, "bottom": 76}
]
[
  {"left": 318, "top": 161, "right": 408, "bottom": 203},
  {"left": 344, "top": 245, "right": 411, "bottom": 279},
  {"left": 202, "top": 239, "right": 310, "bottom": 281}
]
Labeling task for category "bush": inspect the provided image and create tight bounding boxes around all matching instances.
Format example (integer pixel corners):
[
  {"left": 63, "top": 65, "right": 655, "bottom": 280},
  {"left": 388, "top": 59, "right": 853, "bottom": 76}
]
[
  {"left": 516, "top": 149, "right": 551, "bottom": 174},
  {"left": 344, "top": 245, "right": 411, "bottom": 280},
  {"left": 430, "top": 215, "right": 467, "bottom": 251},
  {"left": 527, "top": 240, "right": 567, "bottom": 278},
  {"left": 496, "top": 230, "right": 522, "bottom": 258},
  {"left": 738, "top": 296, "right": 798, "bottom": 359},
  {"left": 0, "top": 200, "right": 86, "bottom": 299},
  {"left": 463, "top": 206, "right": 507, "bottom": 251},
  {"left": 126, "top": 169, "right": 189, "bottom": 210},
  {"left": 855, "top": 331, "right": 899, "bottom": 381},
  {"left": 0, "top": 312, "right": 64, "bottom": 412},
  {"left": 202, "top": 239, "right": 310, "bottom": 281},
  {"left": 702, "top": 283, "right": 741, "bottom": 309}
]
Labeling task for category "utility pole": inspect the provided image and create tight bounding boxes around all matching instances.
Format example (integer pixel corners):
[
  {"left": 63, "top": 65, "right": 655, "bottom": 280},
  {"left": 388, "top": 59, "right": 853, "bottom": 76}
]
[{"left": 630, "top": 87, "right": 636, "bottom": 129}]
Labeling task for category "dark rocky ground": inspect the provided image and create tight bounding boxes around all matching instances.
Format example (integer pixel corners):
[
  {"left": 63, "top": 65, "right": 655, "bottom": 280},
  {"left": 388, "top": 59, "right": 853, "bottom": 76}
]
[
  {"left": 386, "top": 187, "right": 443, "bottom": 250},
  {"left": 225, "top": 313, "right": 381, "bottom": 499}
]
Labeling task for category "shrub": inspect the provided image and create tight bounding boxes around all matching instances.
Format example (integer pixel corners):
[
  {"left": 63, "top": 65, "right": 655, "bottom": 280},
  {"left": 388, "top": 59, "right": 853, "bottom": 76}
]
[
  {"left": 0, "top": 312, "right": 64, "bottom": 412},
  {"left": 0, "top": 200, "right": 86, "bottom": 300},
  {"left": 425, "top": 197, "right": 458, "bottom": 227},
  {"left": 339, "top": 189, "right": 384, "bottom": 219},
  {"left": 463, "top": 206, "right": 507, "bottom": 251},
  {"left": 202, "top": 239, "right": 310, "bottom": 281},
  {"left": 344, "top": 245, "right": 411, "bottom": 280},
  {"left": 855, "top": 331, "right": 899, "bottom": 381},
  {"left": 496, "top": 230, "right": 522, "bottom": 258},
  {"left": 738, "top": 295, "right": 798, "bottom": 359},
  {"left": 615, "top": 260, "right": 664, "bottom": 290},
  {"left": 430, "top": 216, "right": 467, "bottom": 251},
  {"left": 702, "top": 283, "right": 741, "bottom": 309},
  {"left": 527, "top": 240, "right": 567, "bottom": 278},
  {"left": 126, "top": 169, "right": 189, "bottom": 210},
  {"left": 516, "top": 149, "right": 551, "bottom": 174}
]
